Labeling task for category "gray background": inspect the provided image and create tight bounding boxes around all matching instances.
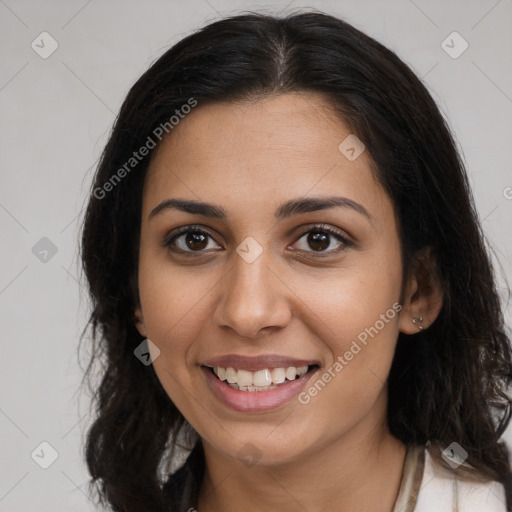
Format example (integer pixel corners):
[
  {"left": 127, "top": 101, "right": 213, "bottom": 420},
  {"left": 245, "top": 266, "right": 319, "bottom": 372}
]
[{"left": 0, "top": 0, "right": 511, "bottom": 510}]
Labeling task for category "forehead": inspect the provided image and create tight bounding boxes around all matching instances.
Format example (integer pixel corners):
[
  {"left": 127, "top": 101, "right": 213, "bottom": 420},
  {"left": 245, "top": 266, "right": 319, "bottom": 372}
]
[{"left": 143, "top": 92, "right": 390, "bottom": 222}]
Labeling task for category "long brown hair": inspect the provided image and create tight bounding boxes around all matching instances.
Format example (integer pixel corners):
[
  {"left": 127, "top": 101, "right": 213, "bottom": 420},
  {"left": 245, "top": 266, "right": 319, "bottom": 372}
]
[{"left": 80, "top": 10, "right": 512, "bottom": 511}]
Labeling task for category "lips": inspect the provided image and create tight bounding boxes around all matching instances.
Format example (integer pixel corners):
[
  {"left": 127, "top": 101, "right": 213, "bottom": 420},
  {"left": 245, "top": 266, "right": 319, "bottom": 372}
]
[
  {"left": 201, "top": 354, "right": 319, "bottom": 412},
  {"left": 212, "top": 365, "right": 309, "bottom": 389},
  {"left": 202, "top": 354, "right": 316, "bottom": 371}
]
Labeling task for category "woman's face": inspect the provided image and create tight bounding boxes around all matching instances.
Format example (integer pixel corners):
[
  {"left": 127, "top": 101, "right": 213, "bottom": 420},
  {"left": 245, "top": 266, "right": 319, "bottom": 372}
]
[{"left": 135, "top": 92, "right": 410, "bottom": 466}]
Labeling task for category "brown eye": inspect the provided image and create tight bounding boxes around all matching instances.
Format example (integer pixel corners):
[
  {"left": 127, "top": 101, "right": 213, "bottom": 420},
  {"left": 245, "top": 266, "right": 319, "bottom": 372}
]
[
  {"left": 307, "top": 231, "right": 330, "bottom": 252},
  {"left": 184, "top": 231, "right": 209, "bottom": 251},
  {"left": 163, "top": 227, "right": 222, "bottom": 254},
  {"left": 292, "top": 224, "right": 354, "bottom": 258}
]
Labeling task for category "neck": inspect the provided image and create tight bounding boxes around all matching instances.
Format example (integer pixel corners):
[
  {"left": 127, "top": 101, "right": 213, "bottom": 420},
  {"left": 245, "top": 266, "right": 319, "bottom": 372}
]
[{"left": 197, "top": 395, "right": 407, "bottom": 512}]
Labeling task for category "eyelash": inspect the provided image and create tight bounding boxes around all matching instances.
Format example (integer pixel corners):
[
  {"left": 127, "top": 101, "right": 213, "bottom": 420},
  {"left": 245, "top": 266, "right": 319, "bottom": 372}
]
[{"left": 162, "top": 224, "right": 354, "bottom": 259}]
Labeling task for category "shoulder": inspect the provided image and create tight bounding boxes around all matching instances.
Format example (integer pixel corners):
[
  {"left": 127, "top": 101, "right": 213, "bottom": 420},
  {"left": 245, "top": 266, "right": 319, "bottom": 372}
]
[
  {"left": 414, "top": 445, "right": 508, "bottom": 512},
  {"left": 162, "top": 442, "right": 204, "bottom": 512}
]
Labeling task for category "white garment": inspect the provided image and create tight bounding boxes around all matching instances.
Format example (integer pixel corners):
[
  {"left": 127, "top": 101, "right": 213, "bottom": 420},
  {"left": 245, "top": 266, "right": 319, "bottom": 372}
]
[
  {"left": 393, "top": 444, "right": 508, "bottom": 511},
  {"left": 415, "top": 448, "right": 507, "bottom": 512}
]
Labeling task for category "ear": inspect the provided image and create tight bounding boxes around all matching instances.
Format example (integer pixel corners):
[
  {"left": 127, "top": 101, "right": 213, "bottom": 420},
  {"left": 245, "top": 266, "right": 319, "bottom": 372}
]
[
  {"left": 399, "top": 246, "right": 443, "bottom": 334},
  {"left": 133, "top": 305, "right": 147, "bottom": 338}
]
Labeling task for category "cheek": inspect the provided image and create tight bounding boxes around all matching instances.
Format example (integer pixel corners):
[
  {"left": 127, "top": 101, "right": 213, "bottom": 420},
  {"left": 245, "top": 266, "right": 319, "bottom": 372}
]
[
  {"left": 289, "top": 254, "right": 402, "bottom": 405},
  {"left": 291, "top": 254, "right": 402, "bottom": 350},
  {"left": 137, "top": 262, "right": 203, "bottom": 395},
  {"left": 294, "top": 296, "right": 401, "bottom": 442},
  {"left": 138, "top": 251, "right": 217, "bottom": 344},
  {"left": 138, "top": 263, "right": 209, "bottom": 419},
  {"left": 137, "top": 257, "right": 231, "bottom": 421}
]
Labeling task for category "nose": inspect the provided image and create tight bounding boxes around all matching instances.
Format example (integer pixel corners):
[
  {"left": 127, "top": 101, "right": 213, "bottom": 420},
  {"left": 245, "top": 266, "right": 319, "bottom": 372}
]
[{"left": 212, "top": 248, "right": 292, "bottom": 339}]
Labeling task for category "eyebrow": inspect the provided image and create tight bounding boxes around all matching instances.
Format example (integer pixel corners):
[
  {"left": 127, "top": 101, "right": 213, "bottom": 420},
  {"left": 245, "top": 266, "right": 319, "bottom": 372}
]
[{"left": 149, "top": 196, "right": 371, "bottom": 222}]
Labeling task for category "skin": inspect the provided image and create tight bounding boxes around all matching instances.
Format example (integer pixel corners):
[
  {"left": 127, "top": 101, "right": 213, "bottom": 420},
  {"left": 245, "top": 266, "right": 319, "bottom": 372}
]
[{"left": 134, "top": 92, "right": 442, "bottom": 511}]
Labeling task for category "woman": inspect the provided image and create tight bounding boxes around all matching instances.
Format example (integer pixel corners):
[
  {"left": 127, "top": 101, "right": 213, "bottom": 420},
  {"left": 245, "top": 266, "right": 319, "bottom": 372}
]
[{"left": 80, "top": 10, "right": 512, "bottom": 512}]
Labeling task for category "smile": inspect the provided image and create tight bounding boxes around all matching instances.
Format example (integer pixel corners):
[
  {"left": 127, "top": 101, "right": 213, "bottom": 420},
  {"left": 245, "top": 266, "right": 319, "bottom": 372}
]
[
  {"left": 212, "top": 366, "right": 309, "bottom": 391},
  {"left": 201, "top": 357, "right": 319, "bottom": 412}
]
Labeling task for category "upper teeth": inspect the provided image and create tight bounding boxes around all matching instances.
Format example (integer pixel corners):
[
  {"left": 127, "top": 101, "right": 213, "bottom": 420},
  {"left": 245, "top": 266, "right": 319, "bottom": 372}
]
[{"left": 213, "top": 366, "right": 308, "bottom": 389}]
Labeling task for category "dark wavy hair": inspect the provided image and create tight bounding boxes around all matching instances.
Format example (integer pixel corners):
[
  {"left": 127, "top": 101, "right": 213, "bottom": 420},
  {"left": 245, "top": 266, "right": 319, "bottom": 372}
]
[{"left": 79, "top": 9, "right": 512, "bottom": 511}]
